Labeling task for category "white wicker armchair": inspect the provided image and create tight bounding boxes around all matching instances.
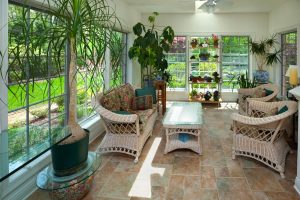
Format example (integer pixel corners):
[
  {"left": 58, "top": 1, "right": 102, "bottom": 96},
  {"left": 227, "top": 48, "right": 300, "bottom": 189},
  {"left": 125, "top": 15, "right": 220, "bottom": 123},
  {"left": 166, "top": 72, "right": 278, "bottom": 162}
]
[
  {"left": 238, "top": 83, "right": 279, "bottom": 115},
  {"left": 92, "top": 86, "right": 157, "bottom": 163},
  {"left": 232, "top": 100, "right": 297, "bottom": 178}
]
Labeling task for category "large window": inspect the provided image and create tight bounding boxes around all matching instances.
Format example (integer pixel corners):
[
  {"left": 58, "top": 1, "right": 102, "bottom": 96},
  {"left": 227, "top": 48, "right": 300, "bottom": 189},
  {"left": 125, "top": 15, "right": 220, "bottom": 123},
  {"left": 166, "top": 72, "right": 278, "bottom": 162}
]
[
  {"left": 221, "top": 36, "right": 249, "bottom": 91},
  {"left": 281, "top": 31, "right": 297, "bottom": 96},
  {"left": 166, "top": 36, "right": 187, "bottom": 90},
  {"left": 1, "top": 3, "right": 127, "bottom": 180},
  {"left": 110, "top": 31, "right": 127, "bottom": 88},
  {"left": 6, "top": 3, "right": 68, "bottom": 174}
]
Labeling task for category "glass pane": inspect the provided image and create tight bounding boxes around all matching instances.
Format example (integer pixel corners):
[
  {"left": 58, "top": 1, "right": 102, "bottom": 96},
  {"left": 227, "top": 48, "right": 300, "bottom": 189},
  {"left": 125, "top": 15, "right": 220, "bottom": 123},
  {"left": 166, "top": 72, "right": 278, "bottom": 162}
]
[
  {"left": 166, "top": 36, "right": 187, "bottom": 89},
  {"left": 221, "top": 36, "right": 249, "bottom": 91},
  {"left": 110, "top": 31, "right": 126, "bottom": 88}
]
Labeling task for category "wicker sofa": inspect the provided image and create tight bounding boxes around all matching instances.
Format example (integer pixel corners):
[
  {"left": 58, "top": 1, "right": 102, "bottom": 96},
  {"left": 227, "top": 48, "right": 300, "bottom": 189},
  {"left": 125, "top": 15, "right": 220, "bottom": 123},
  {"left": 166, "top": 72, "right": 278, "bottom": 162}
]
[
  {"left": 93, "top": 83, "right": 158, "bottom": 163},
  {"left": 238, "top": 83, "right": 279, "bottom": 115},
  {"left": 232, "top": 100, "right": 297, "bottom": 178}
]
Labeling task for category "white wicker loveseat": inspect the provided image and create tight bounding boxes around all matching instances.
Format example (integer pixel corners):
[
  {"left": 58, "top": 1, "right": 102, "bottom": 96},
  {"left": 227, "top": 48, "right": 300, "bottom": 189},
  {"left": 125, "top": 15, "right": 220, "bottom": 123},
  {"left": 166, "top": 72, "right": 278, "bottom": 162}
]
[
  {"left": 93, "top": 83, "right": 158, "bottom": 163},
  {"left": 232, "top": 100, "right": 297, "bottom": 178},
  {"left": 238, "top": 83, "right": 279, "bottom": 115}
]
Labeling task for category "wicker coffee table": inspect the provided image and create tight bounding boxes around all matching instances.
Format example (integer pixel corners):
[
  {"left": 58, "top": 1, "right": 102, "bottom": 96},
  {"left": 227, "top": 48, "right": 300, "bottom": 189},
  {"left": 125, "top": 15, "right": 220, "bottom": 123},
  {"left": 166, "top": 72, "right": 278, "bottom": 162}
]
[{"left": 163, "top": 102, "right": 203, "bottom": 154}]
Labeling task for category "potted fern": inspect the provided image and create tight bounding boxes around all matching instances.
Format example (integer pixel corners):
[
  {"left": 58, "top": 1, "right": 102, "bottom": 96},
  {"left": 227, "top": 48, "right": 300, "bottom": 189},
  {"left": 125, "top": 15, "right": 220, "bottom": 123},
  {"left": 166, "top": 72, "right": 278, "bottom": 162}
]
[{"left": 0, "top": 0, "right": 120, "bottom": 176}]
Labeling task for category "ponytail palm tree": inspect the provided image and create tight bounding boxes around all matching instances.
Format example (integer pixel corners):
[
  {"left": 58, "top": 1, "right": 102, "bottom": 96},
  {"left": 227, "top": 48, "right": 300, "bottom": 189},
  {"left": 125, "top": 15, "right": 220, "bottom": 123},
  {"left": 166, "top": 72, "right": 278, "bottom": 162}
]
[{"left": 1, "top": 0, "right": 120, "bottom": 142}]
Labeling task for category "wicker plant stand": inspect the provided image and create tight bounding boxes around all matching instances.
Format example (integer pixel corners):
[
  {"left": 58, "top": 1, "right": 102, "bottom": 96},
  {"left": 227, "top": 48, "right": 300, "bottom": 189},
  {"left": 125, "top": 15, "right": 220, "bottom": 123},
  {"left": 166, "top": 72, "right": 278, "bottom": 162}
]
[{"left": 163, "top": 102, "right": 203, "bottom": 155}]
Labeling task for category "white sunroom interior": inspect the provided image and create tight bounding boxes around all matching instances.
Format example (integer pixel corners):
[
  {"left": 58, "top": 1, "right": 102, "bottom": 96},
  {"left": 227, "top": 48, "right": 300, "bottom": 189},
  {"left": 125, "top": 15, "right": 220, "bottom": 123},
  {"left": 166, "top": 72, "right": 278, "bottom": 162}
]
[{"left": 0, "top": 0, "right": 300, "bottom": 199}]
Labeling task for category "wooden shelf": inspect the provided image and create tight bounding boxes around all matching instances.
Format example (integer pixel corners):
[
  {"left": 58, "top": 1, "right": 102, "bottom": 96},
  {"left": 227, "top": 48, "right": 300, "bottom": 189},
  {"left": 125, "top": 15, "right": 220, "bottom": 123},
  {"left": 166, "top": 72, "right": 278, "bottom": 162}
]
[
  {"left": 189, "top": 97, "right": 222, "bottom": 104},
  {"left": 189, "top": 81, "right": 218, "bottom": 84}
]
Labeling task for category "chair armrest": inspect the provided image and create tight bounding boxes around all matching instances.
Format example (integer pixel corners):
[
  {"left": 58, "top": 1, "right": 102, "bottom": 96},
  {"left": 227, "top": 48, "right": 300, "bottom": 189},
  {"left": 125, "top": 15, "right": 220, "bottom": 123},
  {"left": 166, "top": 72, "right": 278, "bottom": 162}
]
[
  {"left": 231, "top": 113, "right": 283, "bottom": 126},
  {"left": 95, "top": 106, "right": 138, "bottom": 124},
  {"left": 238, "top": 88, "right": 257, "bottom": 96}
]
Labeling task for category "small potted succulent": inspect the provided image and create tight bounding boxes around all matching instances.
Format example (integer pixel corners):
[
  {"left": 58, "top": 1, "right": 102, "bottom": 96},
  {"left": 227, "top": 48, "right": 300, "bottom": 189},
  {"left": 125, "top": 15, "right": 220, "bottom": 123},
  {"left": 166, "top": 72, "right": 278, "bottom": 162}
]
[
  {"left": 213, "top": 90, "right": 220, "bottom": 101},
  {"left": 204, "top": 91, "right": 212, "bottom": 101},
  {"left": 190, "top": 39, "right": 198, "bottom": 49},
  {"left": 212, "top": 71, "right": 220, "bottom": 83}
]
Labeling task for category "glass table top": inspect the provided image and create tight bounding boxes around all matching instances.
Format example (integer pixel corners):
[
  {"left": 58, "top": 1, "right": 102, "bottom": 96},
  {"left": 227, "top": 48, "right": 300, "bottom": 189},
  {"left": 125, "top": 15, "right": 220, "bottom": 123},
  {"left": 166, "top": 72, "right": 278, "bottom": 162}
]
[
  {"left": 0, "top": 126, "right": 71, "bottom": 182},
  {"left": 162, "top": 102, "right": 203, "bottom": 126},
  {"left": 36, "top": 151, "right": 101, "bottom": 190}
]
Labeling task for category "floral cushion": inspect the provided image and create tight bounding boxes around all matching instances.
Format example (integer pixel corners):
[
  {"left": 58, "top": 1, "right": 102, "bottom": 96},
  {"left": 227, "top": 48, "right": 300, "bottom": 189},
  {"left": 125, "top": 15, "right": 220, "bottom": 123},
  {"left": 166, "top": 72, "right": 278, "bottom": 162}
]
[
  {"left": 100, "top": 89, "right": 121, "bottom": 111},
  {"left": 131, "top": 109, "right": 155, "bottom": 129},
  {"left": 132, "top": 95, "right": 153, "bottom": 110},
  {"left": 117, "top": 83, "right": 135, "bottom": 111}
]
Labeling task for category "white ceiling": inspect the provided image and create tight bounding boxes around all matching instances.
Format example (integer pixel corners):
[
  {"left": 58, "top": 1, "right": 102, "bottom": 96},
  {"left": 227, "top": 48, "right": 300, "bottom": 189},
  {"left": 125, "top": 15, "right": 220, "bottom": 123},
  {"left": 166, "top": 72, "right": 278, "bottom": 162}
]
[{"left": 123, "top": 0, "right": 286, "bottom": 14}]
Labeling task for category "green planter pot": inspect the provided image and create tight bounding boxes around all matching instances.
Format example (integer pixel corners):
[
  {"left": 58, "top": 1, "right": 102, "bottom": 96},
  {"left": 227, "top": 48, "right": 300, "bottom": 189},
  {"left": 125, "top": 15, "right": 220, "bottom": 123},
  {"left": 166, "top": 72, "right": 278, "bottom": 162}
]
[{"left": 51, "top": 130, "right": 89, "bottom": 177}]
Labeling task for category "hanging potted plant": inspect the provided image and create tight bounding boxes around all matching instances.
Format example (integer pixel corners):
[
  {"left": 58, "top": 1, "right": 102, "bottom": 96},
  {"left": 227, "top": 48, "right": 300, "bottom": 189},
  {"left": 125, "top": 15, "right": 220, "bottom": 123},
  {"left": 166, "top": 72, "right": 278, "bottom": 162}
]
[
  {"left": 0, "top": 0, "right": 119, "bottom": 176},
  {"left": 128, "top": 12, "right": 175, "bottom": 86},
  {"left": 250, "top": 34, "right": 282, "bottom": 83}
]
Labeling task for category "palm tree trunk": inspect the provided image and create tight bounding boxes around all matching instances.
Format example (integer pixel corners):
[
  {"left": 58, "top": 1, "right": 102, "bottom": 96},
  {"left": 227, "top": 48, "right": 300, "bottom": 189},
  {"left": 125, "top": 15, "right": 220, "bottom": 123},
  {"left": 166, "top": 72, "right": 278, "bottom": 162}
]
[{"left": 66, "top": 37, "right": 85, "bottom": 142}]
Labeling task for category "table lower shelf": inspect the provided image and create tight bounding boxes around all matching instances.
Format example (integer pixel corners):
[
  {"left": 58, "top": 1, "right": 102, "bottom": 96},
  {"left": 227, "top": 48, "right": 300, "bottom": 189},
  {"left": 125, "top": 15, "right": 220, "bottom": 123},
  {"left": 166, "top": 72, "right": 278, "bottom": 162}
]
[{"left": 164, "top": 133, "right": 202, "bottom": 155}]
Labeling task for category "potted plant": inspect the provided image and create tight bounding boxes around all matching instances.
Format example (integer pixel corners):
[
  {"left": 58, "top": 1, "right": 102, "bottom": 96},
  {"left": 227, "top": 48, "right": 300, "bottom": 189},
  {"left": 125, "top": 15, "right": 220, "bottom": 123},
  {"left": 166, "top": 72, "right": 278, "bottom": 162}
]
[
  {"left": 250, "top": 34, "right": 282, "bottom": 83},
  {"left": 0, "top": 0, "right": 119, "bottom": 176},
  {"left": 213, "top": 90, "right": 220, "bottom": 101},
  {"left": 212, "top": 71, "right": 220, "bottom": 83},
  {"left": 212, "top": 34, "right": 219, "bottom": 48},
  {"left": 199, "top": 48, "right": 210, "bottom": 61},
  {"left": 128, "top": 12, "right": 175, "bottom": 86},
  {"left": 204, "top": 91, "right": 212, "bottom": 101},
  {"left": 190, "top": 90, "right": 198, "bottom": 99},
  {"left": 190, "top": 39, "right": 198, "bottom": 49}
]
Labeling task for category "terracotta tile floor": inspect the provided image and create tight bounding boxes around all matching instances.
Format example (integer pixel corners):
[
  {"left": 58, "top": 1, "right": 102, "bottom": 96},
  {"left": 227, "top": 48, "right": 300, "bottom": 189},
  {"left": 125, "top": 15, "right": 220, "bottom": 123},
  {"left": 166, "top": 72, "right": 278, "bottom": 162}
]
[{"left": 28, "top": 103, "right": 300, "bottom": 200}]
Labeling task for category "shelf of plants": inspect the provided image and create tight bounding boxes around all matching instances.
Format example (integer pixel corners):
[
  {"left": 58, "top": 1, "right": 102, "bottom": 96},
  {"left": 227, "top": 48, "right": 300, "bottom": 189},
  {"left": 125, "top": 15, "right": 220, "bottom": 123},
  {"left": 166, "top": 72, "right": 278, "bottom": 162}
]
[{"left": 188, "top": 35, "right": 221, "bottom": 104}]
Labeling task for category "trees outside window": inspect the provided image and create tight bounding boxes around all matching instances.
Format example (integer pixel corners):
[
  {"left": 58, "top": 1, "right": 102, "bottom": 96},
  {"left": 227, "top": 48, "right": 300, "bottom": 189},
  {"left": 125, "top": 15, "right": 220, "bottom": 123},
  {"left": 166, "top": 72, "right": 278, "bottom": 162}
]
[
  {"left": 166, "top": 36, "right": 187, "bottom": 90},
  {"left": 221, "top": 36, "right": 249, "bottom": 91}
]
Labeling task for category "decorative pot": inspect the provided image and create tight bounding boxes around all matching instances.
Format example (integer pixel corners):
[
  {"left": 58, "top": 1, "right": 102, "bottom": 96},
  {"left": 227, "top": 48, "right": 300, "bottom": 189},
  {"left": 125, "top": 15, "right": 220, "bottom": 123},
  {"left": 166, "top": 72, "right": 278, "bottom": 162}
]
[
  {"left": 51, "top": 130, "right": 89, "bottom": 177},
  {"left": 199, "top": 54, "right": 210, "bottom": 61},
  {"left": 253, "top": 70, "right": 269, "bottom": 83},
  {"left": 204, "top": 91, "right": 212, "bottom": 101}
]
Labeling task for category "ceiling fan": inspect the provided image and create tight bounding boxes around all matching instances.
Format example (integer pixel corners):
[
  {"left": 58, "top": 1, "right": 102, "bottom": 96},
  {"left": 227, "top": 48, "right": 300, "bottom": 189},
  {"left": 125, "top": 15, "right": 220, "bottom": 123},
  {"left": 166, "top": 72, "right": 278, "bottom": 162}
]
[{"left": 197, "top": 0, "right": 220, "bottom": 12}]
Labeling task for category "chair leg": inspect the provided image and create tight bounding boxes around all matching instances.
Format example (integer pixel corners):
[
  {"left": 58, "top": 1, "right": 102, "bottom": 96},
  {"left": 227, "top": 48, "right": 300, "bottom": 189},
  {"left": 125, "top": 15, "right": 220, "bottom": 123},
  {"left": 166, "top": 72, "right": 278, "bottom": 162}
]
[
  {"left": 232, "top": 149, "right": 236, "bottom": 160},
  {"left": 134, "top": 156, "right": 139, "bottom": 163},
  {"left": 280, "top": 172, "right": 285, "bottom": 179}
]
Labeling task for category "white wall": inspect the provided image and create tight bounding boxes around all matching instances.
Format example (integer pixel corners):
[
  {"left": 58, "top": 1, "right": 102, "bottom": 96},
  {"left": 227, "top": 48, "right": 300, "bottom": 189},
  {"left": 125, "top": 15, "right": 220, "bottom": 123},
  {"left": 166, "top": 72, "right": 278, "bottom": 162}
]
[
  {"left": 269, "top": 0, "right": 300, "bottom": 92},
  {"left": 141, "top": 13, "right": 269, "bottom": 101}
]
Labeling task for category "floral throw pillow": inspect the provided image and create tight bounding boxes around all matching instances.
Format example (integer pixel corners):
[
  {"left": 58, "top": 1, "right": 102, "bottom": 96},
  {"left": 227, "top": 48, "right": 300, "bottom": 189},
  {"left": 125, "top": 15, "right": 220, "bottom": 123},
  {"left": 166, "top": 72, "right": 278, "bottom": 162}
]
[
  {"left": 118, "top": 83, "right": 135, "bottom": 111},
  {"left": 100, "top": 89, "right": 121, "bottom": 111}
]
